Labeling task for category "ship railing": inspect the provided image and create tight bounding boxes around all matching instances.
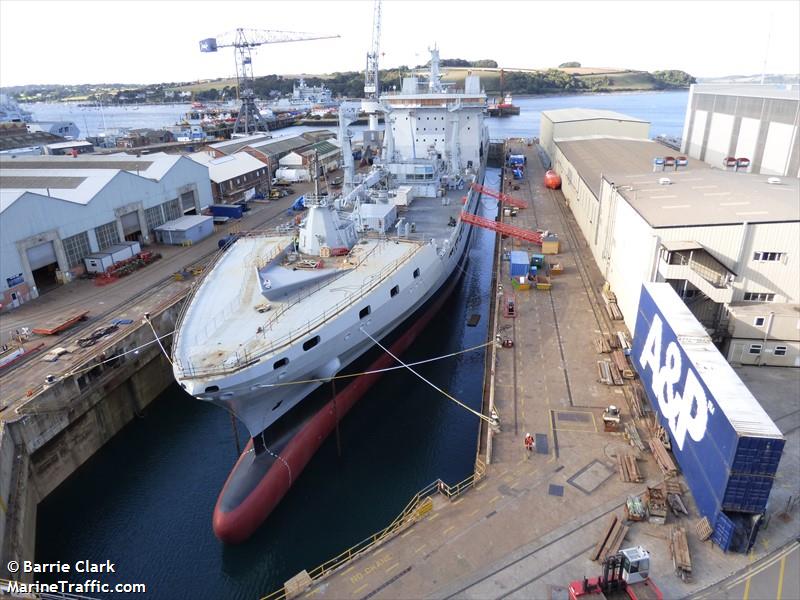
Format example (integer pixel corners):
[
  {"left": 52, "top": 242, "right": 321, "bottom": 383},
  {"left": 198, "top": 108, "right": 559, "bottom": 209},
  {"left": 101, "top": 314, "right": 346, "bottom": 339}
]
[
  {"left": 174, "top": 237, "right": 287, "bottom": 350},
  {"left": 175, "top": 242, "right": 421, "bottom": 379},
  {"left": 260, "top": 459, "right": 486, "bottom": 600}
]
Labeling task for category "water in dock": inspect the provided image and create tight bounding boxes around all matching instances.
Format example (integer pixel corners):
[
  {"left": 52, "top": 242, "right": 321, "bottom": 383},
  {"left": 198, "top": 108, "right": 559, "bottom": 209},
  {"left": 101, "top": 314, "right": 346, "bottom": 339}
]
[{"left": 36, "top": 170, "right": 500, "bottom": 599}]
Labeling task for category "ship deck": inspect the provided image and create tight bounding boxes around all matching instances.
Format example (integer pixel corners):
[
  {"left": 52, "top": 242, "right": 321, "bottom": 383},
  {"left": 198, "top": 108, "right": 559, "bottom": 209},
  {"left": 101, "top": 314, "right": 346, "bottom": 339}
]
[
  {"left": 174, "top": 234, "right": 425, "bottom": 377},
  {"left": 174, "top": 184, "right": 475, "bottom": 379}
]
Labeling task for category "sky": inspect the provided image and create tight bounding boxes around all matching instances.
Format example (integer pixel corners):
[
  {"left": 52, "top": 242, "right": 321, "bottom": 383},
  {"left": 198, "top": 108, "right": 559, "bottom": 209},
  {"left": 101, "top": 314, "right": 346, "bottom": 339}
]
[{"left": 1, "top": 0, "right": 798, "bottom": 87}]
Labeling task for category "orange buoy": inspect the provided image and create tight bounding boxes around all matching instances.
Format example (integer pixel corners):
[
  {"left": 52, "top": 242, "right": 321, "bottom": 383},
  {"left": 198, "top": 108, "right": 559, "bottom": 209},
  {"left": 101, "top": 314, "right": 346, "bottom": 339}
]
[{"left": 544, "top": 170, "right": 562, "bottom": 190}]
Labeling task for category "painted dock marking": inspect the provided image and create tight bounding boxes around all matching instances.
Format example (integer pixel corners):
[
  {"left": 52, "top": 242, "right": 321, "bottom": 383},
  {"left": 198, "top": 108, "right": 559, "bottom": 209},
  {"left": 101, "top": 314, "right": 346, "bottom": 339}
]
[
  {"left": 400, "top": 529, "right": 414, "bottom": 539},
  {"left": 374, "top": 547, "right": 385, "bottom": 555},
  {"left": 776, "top": 555, "right": 787, "bottom": 600},
  {"left": 414, "top": 544, "right": 427, "bottom": 554},
  {"left": 489, "top": 495, "right": 501, "bottom": 504},
  {"left": 467, "top": 508, "right": 480, "bottom": 518},
  {"left": 452, "top": 497, "right": 464, "bottom": 506},
  {"left": 342, "top": 566, "right": 356, "bottom": 576},
  {"left": 743, "top": 550, "right": 755, "bottom": 600},
  {"left": 443, "top": 525, "right": 456, "bottom": 536},
  {"left": 385, "top": 562, "right": 400, "bottom": 575},
  {"left": 353, "top": 583, "right": 368, "bottom": 595},
  {"left": 428, "top": 512, "right": 440, "bottom": 522}
]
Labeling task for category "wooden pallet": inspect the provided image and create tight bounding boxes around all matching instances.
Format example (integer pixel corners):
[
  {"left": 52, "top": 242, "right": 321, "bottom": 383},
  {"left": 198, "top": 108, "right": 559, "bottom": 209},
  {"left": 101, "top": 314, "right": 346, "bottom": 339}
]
[
  {"left": 617, "top": 453, "right": 644, "bottom": 483},
  {"left": 649, "top": 439, "right": 678, "bottom": 478},
  {"left": 670, "top": 526, "right": 692, "bottom": 581},
  {"left": 695, "top": 517, "right": 713, "bottom": 541}
]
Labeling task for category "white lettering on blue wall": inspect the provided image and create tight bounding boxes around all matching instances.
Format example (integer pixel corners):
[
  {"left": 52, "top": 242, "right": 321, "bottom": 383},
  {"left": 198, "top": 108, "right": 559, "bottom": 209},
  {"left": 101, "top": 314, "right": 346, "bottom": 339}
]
[{"left": 638, "top": 314, "right": 711, "bottom": 450}]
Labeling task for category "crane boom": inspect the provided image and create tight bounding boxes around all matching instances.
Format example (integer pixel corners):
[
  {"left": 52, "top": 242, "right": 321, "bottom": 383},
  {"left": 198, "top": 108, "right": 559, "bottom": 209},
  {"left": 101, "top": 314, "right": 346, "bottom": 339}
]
[
  {"left": 364, "top": 0, "right": 382, "bottom": 98},
  {"left": 199, "top": 28, "right": 339, "bottom": 135}
]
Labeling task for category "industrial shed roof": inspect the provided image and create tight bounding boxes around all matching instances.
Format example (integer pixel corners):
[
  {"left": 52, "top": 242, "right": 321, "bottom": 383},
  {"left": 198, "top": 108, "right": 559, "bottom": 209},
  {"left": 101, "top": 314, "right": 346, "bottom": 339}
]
[
  {"left": 543, "top": 108, "right": 648, "bottom": 124},
  {"left": 188, "top": 151, "right": 265, "bottom": 183},
  {"left": 301, "top": 140, "right": 339, "bottom": 157},
  {"left": 209, "top": 134, "right": 273, "bottom": 154},
  {"left": 0, "top": 154, "right": 200, "bottom": 213},
  {"left": 247, "top": 135, "right": 311, "bottom": 157},
  {"left": 0, "top": 131, "right": 63, "bottom": 151},
  {"left": 555, "top": 137, "right": 800, "bottom": 228}
]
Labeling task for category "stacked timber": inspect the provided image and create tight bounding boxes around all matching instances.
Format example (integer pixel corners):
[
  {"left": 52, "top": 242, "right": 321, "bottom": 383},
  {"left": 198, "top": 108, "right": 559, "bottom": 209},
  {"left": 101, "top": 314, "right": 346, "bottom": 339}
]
[
  {"left": 590, "top": 515, "right": 628, "bottom": 562},
  {"left": 594, "top": 334, "right": 617, "bottom": 354},
  {"left": 612, "top": 349, "right": 635, "bottom": 379},
  {"left": 602, "top": 285, "right": 624, "bottom": 321},
  {"left": 617, "top": 453, "right": 643, "bottom": 483},
  {"left": 623, "top": 386, "right": 644, "bottom": 419},
  {"left": 631, "top": 381, "right": 650, "bottom": 416},
  {"left": 670, "top": 526, "right": 692, "bottom": 582},
  {"left": 624, "top": 421, "right": 646, "bottom": 452},
  {"left": 649, "top": 439, "right": 678, "bottom": 477}
]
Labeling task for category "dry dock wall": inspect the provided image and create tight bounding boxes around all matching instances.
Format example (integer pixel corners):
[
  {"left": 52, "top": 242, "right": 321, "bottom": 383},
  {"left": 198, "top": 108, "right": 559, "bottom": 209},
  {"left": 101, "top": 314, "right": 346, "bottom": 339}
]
[{"left": 0, "top": 299, "right": 183, "bottom": 580}]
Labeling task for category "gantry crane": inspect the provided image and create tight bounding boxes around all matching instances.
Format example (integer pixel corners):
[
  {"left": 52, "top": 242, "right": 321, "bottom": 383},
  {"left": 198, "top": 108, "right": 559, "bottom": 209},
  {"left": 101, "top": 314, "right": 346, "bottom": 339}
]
[{"left": 200, "top": 28, "right": 339, "bottom": 135}]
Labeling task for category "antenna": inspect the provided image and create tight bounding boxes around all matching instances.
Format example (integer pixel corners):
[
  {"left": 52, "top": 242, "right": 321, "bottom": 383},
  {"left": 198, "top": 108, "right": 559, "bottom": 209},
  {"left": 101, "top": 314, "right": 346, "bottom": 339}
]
[{"left": 760, "top": 13, "right": 773, "bottom": 85}]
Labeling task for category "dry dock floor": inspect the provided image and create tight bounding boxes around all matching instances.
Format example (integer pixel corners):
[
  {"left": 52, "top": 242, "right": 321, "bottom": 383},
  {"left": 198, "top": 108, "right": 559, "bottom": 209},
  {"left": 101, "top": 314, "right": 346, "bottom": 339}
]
[{"left": 304, "top": 143, "right": 800, "bottom": 600}]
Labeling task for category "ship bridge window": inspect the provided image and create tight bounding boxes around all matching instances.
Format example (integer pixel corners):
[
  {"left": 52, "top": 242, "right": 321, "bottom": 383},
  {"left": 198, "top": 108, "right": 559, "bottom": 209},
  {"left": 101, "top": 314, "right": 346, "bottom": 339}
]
[
  {"left": 359, "top": 305, "right": 371, "bottom": 319},
  {"left": 390, "top": 285, "right": 399, "bottom": 297},
  {"left": 413, "top": 268, "right": 420, "bottom": 278},
  {"left": 303, "top": 336, "right": 320, "bottom": 351},
  {"left": 273, "top": 357, "right": 289, "bottom": 369}
]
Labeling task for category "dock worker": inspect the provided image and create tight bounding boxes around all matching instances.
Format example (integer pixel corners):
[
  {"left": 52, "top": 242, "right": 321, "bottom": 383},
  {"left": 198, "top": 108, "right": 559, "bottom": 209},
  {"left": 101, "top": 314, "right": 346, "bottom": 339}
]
[{"left": 524, "top": 432, "right": 534, "bottom": 456}]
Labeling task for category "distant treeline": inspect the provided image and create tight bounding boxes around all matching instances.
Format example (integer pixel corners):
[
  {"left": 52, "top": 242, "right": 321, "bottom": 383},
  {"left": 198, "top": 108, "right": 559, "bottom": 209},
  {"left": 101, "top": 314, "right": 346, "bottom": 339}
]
[{"left": 3, "top": 59, "right": 696, "bottom": 103}]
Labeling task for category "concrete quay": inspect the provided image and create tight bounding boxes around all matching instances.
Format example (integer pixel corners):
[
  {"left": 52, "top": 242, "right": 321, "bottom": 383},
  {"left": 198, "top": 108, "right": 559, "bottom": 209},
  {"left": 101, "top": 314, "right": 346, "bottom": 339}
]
[
  {"left": 296, "top": 142, "right": 800, "bottom": 600},
  {"left": 0, "top": 186, "right": 312, "bottom": 582}
]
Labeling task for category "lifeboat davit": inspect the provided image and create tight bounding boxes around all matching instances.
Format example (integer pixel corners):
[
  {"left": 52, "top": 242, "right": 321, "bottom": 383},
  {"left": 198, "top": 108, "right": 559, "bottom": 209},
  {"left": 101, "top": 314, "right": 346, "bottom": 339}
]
[{"left": 544, "top": 170, "right": 562, "bottom": 190}]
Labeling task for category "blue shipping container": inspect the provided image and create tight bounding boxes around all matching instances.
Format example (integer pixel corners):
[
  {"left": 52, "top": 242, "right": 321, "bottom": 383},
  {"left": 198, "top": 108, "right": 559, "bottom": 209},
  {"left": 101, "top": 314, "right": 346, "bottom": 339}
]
[
  {"left": 510, "top": 251, "right": 529, "bottom": 277},
  {"left": 631, "top": 283, "right": 784, "bottom": 552},
  {"left": 210, "top": 204, "right": 243, "bottom": 219}
]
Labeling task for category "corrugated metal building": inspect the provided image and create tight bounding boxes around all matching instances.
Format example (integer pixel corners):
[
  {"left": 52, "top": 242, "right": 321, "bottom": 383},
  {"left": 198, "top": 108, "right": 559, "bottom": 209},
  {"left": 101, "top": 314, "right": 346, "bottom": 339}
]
[
  {"left": 548, "top": 130, "right": 800, "bottom": 366},
  {"left": 0, "top": 153, "right": 212, "bottom": 309},
  {"left": 540, "top": 108, "right": 651, "bottom": 164},
  {"left": 681, "top": 84, "right": 800, "bottom": 177},
  {"left": 188, "top": 151, "right": 268, "bottom": 203},
  {"left": 242, "top": 135, "right": 314, "bottom": 175},
  {"left": 724, "top": 303, "right": 800, "bottom": 367}
]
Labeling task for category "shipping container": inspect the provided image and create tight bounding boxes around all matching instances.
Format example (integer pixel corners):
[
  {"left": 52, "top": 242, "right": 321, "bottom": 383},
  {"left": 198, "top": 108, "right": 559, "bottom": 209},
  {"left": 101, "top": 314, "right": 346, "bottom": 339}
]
[
  {"left": 83, "top": 252, "right": 115, "bottom": 274},
  {"left": 631, "top": 283, "right": 784, "bottom": 553},
  {"left": 510, "top": 251, "right": 529, "bottom": 277},
  {"left": 210, "top": 204, "right": 244, "bottom": 219},
  {"left": 154, "top": 215, "right": 214, "bottom": 246}
]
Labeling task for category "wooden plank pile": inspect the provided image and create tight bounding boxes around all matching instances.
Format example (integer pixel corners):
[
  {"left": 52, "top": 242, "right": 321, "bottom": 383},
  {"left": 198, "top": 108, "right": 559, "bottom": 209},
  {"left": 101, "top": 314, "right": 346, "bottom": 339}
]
[
  {"left": 617, "top": 453, "right": 644, "bottom": 483},
  {"left": 670, "top": 526, "right": 692, "bottom": 582},
  {"left": 602, "top": 285, "right": 624, "bottom": 321},
  {"left": 590, "top": 514, "right": 628, "bottom": 562},
  {"left": 611, "top": 349, "right": 635, "bottom": 379},
  {"left": 646, "top": 416, "right": 672, "bottom": 450},
  {"left": 631, "top": 381, "right": 650, "bottom": 416},
  {"left": 594, "top": 333, "right": 619, "bottom": 354},
  {"left": 624, "top": 421, "right": 646, "bottom": 452},
  {"left": 623, "top": 386, "right": 644, "bottom": 419},
  {"left": 649, "top": 439, "right": 678, "bottom": 477}
]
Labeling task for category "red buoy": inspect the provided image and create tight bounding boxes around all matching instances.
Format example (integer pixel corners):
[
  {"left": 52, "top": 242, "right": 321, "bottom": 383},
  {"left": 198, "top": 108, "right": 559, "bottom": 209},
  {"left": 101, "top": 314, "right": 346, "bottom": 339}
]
[{"left": 544, "top": 170, "right": 562, "bottom": 190}]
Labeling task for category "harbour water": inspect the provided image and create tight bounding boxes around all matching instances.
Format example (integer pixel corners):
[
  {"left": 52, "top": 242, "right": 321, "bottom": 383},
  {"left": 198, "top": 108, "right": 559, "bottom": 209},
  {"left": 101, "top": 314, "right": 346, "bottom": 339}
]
[
  {"left": 35, "top": 90, "right": 688, "bottom": 599},
  {"left": 26, "top": 90, "right": 688, "bottom": 140}
]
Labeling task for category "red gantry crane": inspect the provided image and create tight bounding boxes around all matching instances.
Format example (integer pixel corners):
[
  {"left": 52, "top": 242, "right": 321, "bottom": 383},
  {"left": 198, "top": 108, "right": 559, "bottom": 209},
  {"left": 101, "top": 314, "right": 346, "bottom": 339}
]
[
  {"left": 460, "top": 212, "right": 543, "bottom": 245},
  {"left": 470, "top": 182, "right": 528, "bottom": 208},
  {"left": 199, "top": 28, "right": 339, "bottom": 135}
]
